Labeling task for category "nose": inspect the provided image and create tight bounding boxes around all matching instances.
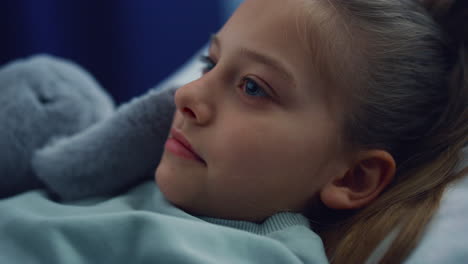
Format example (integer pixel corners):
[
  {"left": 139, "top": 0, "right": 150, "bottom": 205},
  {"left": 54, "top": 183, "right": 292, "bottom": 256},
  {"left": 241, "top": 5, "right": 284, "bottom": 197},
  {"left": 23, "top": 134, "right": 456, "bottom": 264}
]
[{"left": 174, "top": 80, "right": 213, "bottom": 125}]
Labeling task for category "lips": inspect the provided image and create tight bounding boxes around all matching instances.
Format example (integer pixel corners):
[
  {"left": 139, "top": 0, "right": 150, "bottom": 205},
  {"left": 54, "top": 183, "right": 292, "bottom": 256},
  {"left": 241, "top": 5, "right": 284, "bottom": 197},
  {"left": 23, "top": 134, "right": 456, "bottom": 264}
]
[{"left": 166, "top": 128, "right": 206, "bottom": 164}]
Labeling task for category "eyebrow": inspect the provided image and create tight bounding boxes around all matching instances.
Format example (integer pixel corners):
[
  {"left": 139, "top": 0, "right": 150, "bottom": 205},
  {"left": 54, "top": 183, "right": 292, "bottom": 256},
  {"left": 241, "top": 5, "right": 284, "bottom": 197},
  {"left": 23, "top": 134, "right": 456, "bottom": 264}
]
[{"left": 210, "top": 34, "right": 296, "bottom": 88}]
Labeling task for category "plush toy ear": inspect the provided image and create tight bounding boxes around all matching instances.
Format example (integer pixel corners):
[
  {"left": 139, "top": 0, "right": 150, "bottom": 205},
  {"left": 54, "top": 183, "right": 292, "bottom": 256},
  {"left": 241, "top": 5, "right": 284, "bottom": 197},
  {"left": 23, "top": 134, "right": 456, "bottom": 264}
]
[
  {"left": 32, "top": 88, "right": 177, "bottom": 201},
  {"left": 320, "top": 150, "right": 396, "bottom": 210}
]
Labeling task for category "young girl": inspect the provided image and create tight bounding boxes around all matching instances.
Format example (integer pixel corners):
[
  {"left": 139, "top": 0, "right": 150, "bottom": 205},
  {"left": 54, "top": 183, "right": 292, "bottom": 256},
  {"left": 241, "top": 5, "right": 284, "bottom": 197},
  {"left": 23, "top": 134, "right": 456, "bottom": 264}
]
[
  {"left": 155, "top": 0, "right": 468, "bottom": 262},
  {"left": 0, "top": 0, "right": 466, "bottom": 263}
]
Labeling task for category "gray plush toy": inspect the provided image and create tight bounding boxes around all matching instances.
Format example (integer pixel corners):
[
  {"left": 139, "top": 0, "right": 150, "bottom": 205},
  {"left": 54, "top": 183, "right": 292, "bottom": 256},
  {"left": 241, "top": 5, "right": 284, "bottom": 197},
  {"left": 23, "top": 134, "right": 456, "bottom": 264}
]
[{"left": 0, "top": 55, "right": 176, "bottom": 201}]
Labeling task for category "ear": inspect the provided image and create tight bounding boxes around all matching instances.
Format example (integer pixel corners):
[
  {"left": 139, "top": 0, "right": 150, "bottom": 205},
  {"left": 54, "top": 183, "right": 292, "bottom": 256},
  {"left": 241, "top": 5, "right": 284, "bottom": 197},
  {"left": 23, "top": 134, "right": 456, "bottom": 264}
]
[{"left": 320, "top": 150, "right": 396, "bottom": 210}]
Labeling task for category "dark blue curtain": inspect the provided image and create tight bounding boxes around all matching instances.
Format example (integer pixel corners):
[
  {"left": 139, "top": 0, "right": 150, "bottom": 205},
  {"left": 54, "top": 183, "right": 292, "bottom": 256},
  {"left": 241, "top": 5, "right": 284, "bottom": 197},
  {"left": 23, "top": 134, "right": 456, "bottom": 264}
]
[{"left": 0, "top": 1, "right": 223, "bottom": 103}]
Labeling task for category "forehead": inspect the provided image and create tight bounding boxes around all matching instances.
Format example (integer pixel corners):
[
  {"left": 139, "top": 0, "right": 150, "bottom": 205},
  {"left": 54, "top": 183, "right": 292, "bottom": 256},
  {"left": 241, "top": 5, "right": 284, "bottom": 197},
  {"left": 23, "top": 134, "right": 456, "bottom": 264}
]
[{"left": 220, "top": 0, "right": 304, "bottom": 54}]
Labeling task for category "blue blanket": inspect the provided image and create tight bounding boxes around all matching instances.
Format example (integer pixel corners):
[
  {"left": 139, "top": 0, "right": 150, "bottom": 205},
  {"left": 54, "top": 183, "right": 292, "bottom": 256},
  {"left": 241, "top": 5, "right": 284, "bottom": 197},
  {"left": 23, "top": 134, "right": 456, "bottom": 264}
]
[{"left": 0, "top": 181, "right": 328, "bottom": 264}]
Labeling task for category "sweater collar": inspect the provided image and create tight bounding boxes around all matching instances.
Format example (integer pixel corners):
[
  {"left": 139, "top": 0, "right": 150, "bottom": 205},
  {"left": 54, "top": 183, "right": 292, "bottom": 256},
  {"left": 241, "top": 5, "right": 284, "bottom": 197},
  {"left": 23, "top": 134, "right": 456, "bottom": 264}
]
[{"left": 200, "top": 212, "right": 310, "bottom": 235}]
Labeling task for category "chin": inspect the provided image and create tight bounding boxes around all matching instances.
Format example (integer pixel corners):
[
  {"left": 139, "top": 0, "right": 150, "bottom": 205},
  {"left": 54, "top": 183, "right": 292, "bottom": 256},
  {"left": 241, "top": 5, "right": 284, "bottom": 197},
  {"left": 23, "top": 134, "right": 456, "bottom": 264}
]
[
  {"left": 155, "top": 165, "right": 189, "bottom": 207},
  {"left": 154, "top": 164, "right": 174, "bottom": 199}
]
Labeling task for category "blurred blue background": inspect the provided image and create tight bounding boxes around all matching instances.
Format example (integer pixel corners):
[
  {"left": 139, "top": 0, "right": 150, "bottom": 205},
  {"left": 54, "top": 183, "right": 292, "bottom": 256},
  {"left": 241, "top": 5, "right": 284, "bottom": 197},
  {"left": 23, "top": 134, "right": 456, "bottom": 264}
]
[{"left": 0, "top": 0, "right": 243, "bottom": 104}]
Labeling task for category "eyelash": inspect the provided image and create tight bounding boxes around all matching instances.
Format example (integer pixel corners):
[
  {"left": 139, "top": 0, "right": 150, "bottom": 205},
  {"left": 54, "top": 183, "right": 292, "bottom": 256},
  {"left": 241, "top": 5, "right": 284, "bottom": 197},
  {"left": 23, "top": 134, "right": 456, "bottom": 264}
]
[
  {"left": 200, "top": 55, "right": 215, "bottom": 75},
  {"left": 199, "top": 55, "right": 272, "bottom": 103}
]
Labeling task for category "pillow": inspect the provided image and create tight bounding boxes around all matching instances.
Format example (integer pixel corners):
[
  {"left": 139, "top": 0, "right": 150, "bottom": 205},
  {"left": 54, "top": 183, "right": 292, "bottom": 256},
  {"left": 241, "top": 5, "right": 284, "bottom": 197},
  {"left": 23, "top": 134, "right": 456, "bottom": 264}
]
[{"left": 404, "top": 147, "right": 468, "bottom": 263}]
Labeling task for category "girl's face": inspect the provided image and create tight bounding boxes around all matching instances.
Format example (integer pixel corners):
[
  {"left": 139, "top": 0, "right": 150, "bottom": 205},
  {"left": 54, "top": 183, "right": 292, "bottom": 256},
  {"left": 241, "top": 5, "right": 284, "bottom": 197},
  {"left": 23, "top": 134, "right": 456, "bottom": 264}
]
[{"left": 156, "top": 0, "right": 348, "bottom": 221}]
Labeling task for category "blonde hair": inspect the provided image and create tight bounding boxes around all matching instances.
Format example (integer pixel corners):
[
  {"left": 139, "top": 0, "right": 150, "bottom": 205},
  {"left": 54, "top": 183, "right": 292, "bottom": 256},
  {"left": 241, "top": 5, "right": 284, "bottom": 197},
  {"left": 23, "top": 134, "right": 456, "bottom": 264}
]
[{"left": 300, "top": 0, "right": 468, "bottom": 263}]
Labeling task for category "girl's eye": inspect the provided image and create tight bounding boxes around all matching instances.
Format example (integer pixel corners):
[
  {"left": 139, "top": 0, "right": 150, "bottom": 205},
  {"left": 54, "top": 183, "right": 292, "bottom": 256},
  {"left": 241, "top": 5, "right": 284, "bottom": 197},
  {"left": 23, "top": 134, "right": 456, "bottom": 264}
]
[
  {"left": 241, "top": 78, "right": 269, "bottom": 98},
  {"left": 199, "top": 55, "right": 271, "bottom": 101},
  {"left": 200, "top": 55, "right": 216, "bottom": 74}
]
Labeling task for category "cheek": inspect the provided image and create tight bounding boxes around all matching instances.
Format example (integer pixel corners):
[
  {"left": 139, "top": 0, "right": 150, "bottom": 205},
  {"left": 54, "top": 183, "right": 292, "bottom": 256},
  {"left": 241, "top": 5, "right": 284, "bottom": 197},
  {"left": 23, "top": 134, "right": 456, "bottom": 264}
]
[
  {"left": 210, "top": 123, "right": 274, "bottom": 171},
  {"left": 207, "top": 125, "right": 334, "bottom": 215},
  {"left": 209, "top": 120, "right": 322, "bottom": 186}
]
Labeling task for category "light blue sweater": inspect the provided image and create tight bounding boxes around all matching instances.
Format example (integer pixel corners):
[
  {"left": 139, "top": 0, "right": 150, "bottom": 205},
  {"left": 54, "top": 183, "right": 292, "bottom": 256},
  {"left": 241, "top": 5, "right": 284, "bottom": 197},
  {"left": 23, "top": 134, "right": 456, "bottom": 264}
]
[{"left": 0, "top": 181, "right": 329, "bottom": 264}]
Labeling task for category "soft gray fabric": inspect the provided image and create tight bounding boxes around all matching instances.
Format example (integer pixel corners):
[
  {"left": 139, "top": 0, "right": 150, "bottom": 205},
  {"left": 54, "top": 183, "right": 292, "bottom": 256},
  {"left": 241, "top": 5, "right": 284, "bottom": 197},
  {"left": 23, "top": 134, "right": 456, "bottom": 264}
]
[
  {"left": 0, "top": 54, "right": 177, "bottom": 201},
  {"left": 33, "top": 87, "right": 176, "bottom": 200},
  {"left": 0, "top": 55, "right": 115, "bottom": 198}
]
